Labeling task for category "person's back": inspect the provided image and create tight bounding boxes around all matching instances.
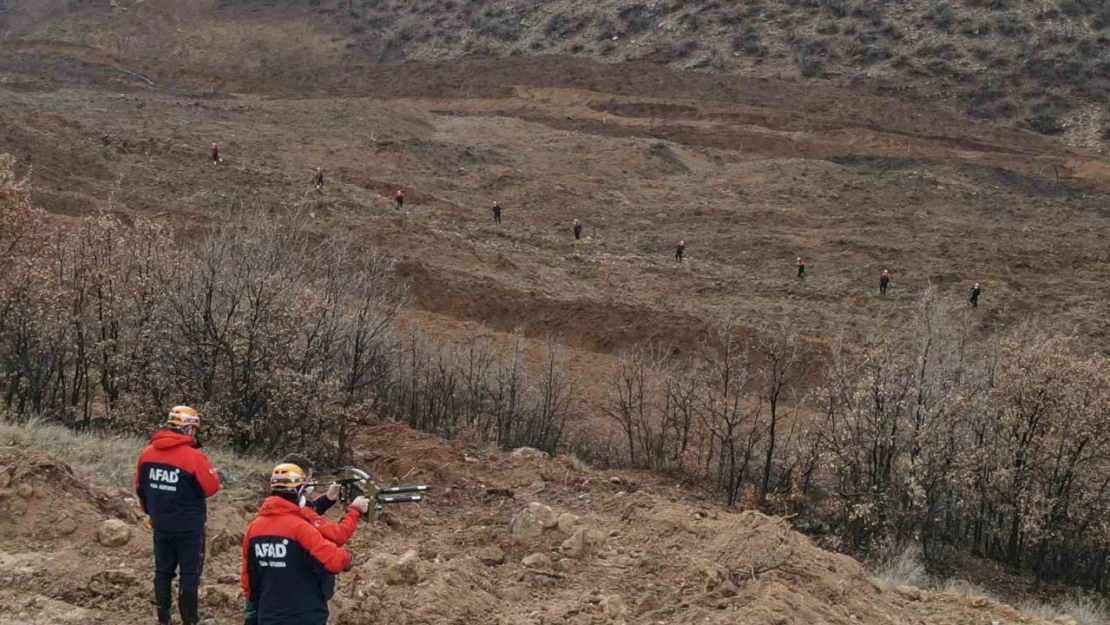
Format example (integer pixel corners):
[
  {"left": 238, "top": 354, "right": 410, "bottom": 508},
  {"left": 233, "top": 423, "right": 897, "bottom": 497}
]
[
  {"left": 136, "top": 406, "right": 220, "bottom": 625},
  {"left": 242, "top": 464, "right": 362, "bottom": 625}
]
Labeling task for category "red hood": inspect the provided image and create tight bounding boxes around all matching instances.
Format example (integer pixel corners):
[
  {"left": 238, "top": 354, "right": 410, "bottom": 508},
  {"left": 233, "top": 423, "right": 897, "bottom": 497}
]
[
  {"left": 259, "top": 495, "right": 302, "bottom": 517},
  {"left": 151, "top": 430, "right": 198, "bottom": 450}
]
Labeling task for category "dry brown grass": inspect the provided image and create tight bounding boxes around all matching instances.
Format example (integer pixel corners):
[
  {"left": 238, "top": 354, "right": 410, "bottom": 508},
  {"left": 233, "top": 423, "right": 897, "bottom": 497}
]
[{"left": 0, "top": 417, "right": 273, "bottom": 495}]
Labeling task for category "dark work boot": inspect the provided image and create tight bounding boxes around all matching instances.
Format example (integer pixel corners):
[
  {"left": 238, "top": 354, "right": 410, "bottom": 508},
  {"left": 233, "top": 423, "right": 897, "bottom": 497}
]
[
  {"left": 179, "top": 591, "right": 199, "bottom": 625},
  {"left": 179, "top": 591, "right": 219, "bottom": 625},
  {"left": 154, "top": 582, "right": 173, "bottom": 625}
]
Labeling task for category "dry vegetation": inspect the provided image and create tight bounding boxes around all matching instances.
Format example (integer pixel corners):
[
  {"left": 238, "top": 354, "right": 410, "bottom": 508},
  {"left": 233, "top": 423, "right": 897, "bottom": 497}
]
[
  {"left": 3, "top": 0, "right": 1110, "bottom": 613},
  {"left": 8, "top": 0, "right": 1110, "bottom": 147},
  {"left": 6, "top": 155, "right": 1110, "bottom": 595}
]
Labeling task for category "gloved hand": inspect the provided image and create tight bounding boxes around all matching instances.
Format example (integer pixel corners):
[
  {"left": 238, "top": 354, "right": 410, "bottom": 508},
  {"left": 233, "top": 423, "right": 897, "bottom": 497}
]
[
  {"left": 348, "top": 496, "right": 371, "bottom": 514},
  {"left": 144, "top": 517, "right": 153, "bottom": 530},
  {"left": 327, "top": 482, "right": 341, "bottom": 501}
]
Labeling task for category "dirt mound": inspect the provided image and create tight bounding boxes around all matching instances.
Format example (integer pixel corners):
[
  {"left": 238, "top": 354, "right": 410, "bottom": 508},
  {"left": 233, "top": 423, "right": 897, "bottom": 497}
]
[
  {"left": 0, "top": 427, "right": 1071, "bottom": 625},
  {"left": 0, "top": 451, "right": 136, "bottom": 541}
]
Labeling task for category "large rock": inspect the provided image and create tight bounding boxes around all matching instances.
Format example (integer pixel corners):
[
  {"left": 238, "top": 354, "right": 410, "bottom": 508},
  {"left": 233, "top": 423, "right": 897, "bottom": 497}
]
[
  {"left": 96, "top": 519, "right": 131, "bottom": 547},
  {"left": 477, "top": 545, "right": 505, "bottom": 567},
  {"left": 386, "top": 550, "right": 422, "bottom": 585}
]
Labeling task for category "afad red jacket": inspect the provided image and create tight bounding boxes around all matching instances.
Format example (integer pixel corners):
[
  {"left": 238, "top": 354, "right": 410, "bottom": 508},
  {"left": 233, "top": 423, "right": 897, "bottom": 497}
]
[
  {"left": 242, "top": 495, "right": 354, "bottom": 625},
  {"left": 303, "top": 504, "right": 361, "bottom": 547},
  {"left": 135, "top": 430, "right": 220, "bottom": 534}
]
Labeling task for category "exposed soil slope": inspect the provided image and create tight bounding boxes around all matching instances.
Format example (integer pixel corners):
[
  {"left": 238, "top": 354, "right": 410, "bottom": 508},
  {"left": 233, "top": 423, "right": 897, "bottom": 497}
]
[{"left": 0, "top": 424, "right": 1073, "bottom": 625}]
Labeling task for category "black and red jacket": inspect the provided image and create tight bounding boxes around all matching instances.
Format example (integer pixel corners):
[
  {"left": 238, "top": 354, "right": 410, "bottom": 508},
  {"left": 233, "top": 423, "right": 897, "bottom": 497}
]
[
  {"left": 135, "top": 430, "right": 220, "bottom": 534},
  {"left": 303, "top": 503, "right": 361, "bottom": 547},
  {"left": 242, "top": 496, "right": 354, "bottom": 625}
]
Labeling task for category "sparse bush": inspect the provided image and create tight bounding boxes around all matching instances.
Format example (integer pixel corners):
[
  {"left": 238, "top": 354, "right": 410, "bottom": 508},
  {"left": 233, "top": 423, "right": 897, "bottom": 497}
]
[
  {"left": 875, "top": 543, "right": 929, "bottom": 588},
  {"left": 618, "top": 3, "right": 660, "bottom": 35},
  {"left": 0, "top": 156, "right": 580, "bottom": 464},
  {"left": 996, "top": 12, "right": 1025, "bottom": 37},
  {"left": 1027, "top": 112, "right": 1065, "bottom": 134},
  {"left": 796, "top": 38, "right": 832, "bottom": 76},
  {"left": 731, "top": 25, "right": 766, "bottom": 57},
  {"left": 927, "top": 2, "right": 957, "bottom": 31}
]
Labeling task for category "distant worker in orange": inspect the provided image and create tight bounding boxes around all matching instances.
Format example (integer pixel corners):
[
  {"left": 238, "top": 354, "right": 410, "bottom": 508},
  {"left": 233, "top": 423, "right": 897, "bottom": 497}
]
[
  {"left": 313, "top": 168, "right": 325, "bottom": 190},
  {"left": 880, "top": 269, "right": 893, "bottom": 296},
  {"left": 394, "top": 189, "right": 405, "bottom": 210},
  {"left": 970, "top": 283, "right": 983, "bottom": 308},
  {"left": 572, "top": 219, "right": 583, "bottom": 241},
  {"left": 797, "top": 257, "right": 807, "bottom": 281},
  {"left": 492, "top": 201, "right": 502, "bottom": 224},
  {"left": 675, "top": 240, "right": 686, "bottom": 263},
  {"left": 211, "top": 143, "right": 220, "bottom": 164}
]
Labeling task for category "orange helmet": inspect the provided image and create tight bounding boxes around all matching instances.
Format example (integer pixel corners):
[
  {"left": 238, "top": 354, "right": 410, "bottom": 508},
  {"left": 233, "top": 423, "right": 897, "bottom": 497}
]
[
  {"left": 166, "top": 406, "right": 200, "bottom": 429},
  {"left": 270, "top": 463, "right": 309, "bottom": 491}
]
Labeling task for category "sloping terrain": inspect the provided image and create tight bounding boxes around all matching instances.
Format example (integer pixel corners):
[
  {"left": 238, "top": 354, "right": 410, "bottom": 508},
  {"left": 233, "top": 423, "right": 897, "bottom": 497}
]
[
  {"left": 3, "top": 0, "right": 1110, "bottom": 148},
  {"left": 1, "top": 56, "right": 1109, "bottom": 354},
  {"left": 0, "top": 423, "right": 1077, "bottom": 625}
]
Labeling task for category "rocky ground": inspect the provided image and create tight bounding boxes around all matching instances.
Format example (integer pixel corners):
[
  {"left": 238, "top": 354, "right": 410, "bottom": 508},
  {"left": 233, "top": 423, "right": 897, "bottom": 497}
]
[{"left": 0, "top": 423, "right": 1080, "bottom": 625}]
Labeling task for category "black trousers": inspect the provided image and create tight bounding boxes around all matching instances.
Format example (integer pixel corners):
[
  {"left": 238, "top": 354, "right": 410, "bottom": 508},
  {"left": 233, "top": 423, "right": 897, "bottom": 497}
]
[
  {"left": 154, "top": 530, "right": 206, "bottom": 593},
  {"left": 494, "top": 210, "right": 501, "bottom": 223}
]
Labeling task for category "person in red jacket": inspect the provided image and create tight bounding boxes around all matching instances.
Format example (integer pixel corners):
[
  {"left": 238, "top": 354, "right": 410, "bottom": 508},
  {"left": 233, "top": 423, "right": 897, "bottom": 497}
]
[
  {"left": 797, "top": 257, "right": 807, "bottom": 281},
  {"left": 880, "top": 269, "right": 893, "bottom": 296},
  {"left": 136, "top": 406, "right": 221, "bottom": 625},
  {"left": 573, "top": 218, "right": 583, "bottom": 240},
  {"left": 242, "top": 463, "right": 369, "bottom": 625},
  {"left": 675, "top": 240, "right": 686, "bottom": 263},
  {"left": 211, "top": 143, "right": 220, "bottom": 164},
  {"left": 394, "top": 188, "right": 405, "bottom": 209}
]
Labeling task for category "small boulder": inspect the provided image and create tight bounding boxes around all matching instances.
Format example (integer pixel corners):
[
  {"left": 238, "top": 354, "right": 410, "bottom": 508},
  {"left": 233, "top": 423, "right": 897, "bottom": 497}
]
[
  {"left": 699, "top": 563, "right": 729, "bottom": 592},
  {"left": 635, "top": 594, "right": 661, "bottom": 615},
  {"left": 522, "top": 552, "right": 552, "bottom": 569},
  {"left": 200, "top": 585, "right": 233, "bottom": 607},
  {"left": 556, "top": 513, "right": 581, "bottom": 534},
  {"left": 96, "top": 569, "right": 138, "bottom": 585},
  {"left": 510, "top": 505, "right": 545, "bottom": 543},
  {"left": 209, "top": 529, "right": 244, "bottom": 556},
  {"left": 602, "top": 594, "right": 625, "bottom": 620},
  {"left": 386, "top": 550, "right": 421, "bottom": 585},
  {"left": 895, "top": 586, "right": 923, "bottom": 602},
  {"left": 51, "top": 516, "right": 78, "bottom": 538},
  {"left": 530, "top": 502, "right": 559, "bottom": 530},
  {"left": 477, "top": 545, "right": 505, "bottom": 567},
  {"left": 97, "top": 519, "right": 131, "bottom": 547},
  {"left": 970, "top": 596, "right": 990, "bottom": 608},
  {"left": 217, "top": 574, "right": 238, "bottom": 585},
  {"left": 511, "top": 447, "right": 549, "bottom": 460},
  {"left": 16, "top": 483, "right": 33, "bottom": 498},
  {"left": 0, "top": 471, "right": 10, "bottom": 489},
  {"left": 560, "top": 528, "right": 604, "bottom": 559}
]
